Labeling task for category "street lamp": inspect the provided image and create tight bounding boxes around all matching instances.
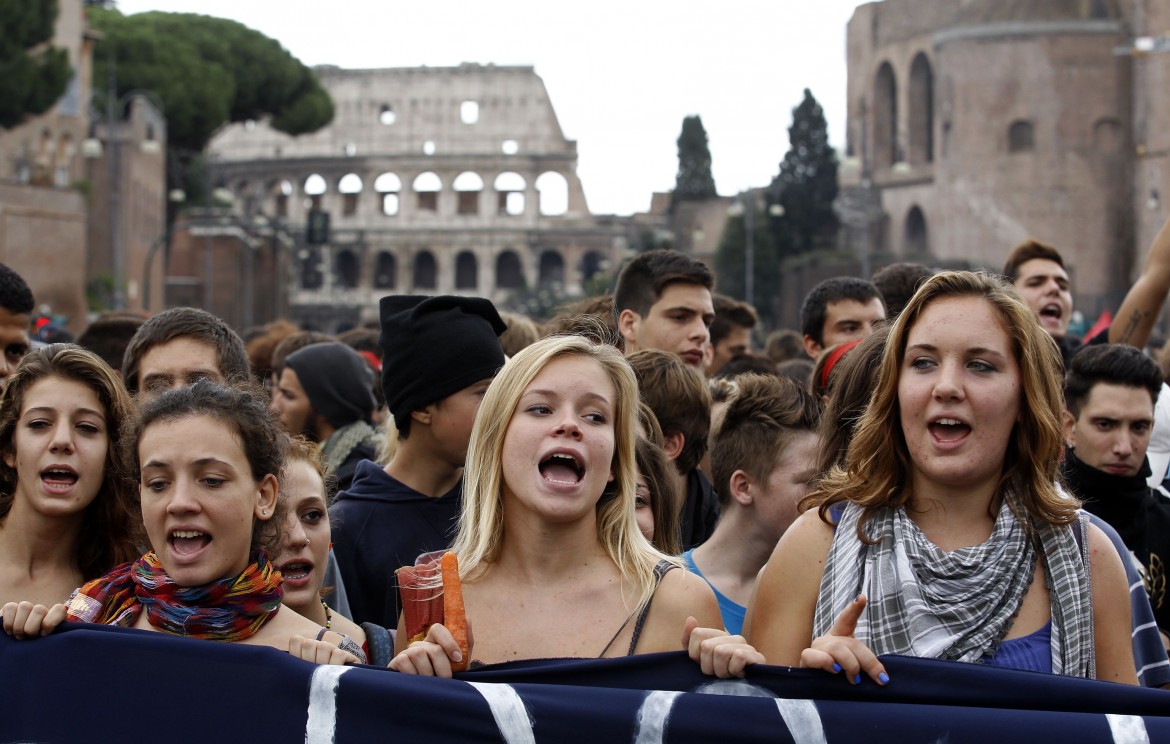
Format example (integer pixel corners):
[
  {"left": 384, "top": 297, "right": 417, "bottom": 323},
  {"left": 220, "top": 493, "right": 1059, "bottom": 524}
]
[{"left": 83, "top": 83, "right": 165, "bottom": 311}]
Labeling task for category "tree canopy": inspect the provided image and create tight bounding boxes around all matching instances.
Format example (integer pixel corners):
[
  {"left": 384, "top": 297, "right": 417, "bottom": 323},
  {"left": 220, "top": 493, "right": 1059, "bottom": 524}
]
[
  {"left": 0, "top": 0, "right": 71, "bottom": 130},
  {"left": 768, "top": 89, "right": 839, "bottom": 259},
  {"left": 672, "top": 115, "right": 717, "bottom": 209},
  {"left": 87, "top": 8, "right": 333, "bottom": 153},
  {"left": 714, "top": 201, "right": 779, "bottom": 324}
]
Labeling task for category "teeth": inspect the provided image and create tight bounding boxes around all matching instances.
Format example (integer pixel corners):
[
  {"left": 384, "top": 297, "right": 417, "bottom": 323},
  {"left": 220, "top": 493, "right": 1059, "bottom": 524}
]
[
  {"left": 172, "top": 530, "right": 205, "bottom": 539},
  {"left": 549, "top": 453, "right": 580, "bottom": 467},
  {"left": 935, "top": 418, "right": 962, "bottom": 426}
]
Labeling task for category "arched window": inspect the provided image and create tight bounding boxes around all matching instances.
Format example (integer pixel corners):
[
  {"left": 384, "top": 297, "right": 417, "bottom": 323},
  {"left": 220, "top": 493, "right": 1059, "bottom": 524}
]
[
  {"left": 496, "top": 250, "right": 524, "bottom": 290},
  {"left": 1008, "top": 120, "right": 1034, "bottom": 153},
  {"left": 413, "top": 251, "right": 437, "bottom": 289},
  {"left": 908, "top": 53, "right": 933, "bottom": 165},
  {"left": 1093, "top": 118, "right": 1122, "bottom": 153},
  {"left": 538, "top": 250, "right": 565, "bottom": 286},
  {"left": 338, "top": 173, "right": 362, "bottom": 216},
  {"left": 336, "top": 249, "right": 359, "bottom": 288},
  {"left": 904, "top": 206, "right": 929, "bottom": 257},
  {"left": 494, "top": 172, "right": 526, "bottom": 216},
  {"left": 274, "top": 179, "right": 293, "bottom": 217},
  {"left": 579, "top": 251, "right": 606, "bottom": 283},
  {"left": 453, "top": 172, "right": 484, "bottom": 215},
  {"left": 374, "top": 251, "right": 397, "bottom": 289},
  {"left": 374, "top": 173, "right": 401, "bottom": 216},
  {"left": 455, "top": 251, "right": 478, "bottom": 290},
  {"left": 413, "top": 172, "right": 441, "bottom": 212},
  {"left": 535, "top": 172, "right": 568, "bottom": 216},
  {"left": 304, "top": 173, "right": 327, "bottom": 211},
  {"left": 874, "top": 62, "right": 898, "bottom": 169}
]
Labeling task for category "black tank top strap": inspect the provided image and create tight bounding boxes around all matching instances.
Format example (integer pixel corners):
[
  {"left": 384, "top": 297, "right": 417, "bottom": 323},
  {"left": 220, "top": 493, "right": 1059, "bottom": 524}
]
[
  {"left": 625, "top": 560, "right": 677, "bottom": 656},
  {"left": 597, "top": 560, "right": 677, "bottom": 658}
]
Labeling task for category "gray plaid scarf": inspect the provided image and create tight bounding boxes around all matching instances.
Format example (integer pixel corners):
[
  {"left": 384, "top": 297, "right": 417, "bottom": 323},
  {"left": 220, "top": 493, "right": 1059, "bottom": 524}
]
[{"left": 813, "top": 496, "right": 1095, "bottom": 677}]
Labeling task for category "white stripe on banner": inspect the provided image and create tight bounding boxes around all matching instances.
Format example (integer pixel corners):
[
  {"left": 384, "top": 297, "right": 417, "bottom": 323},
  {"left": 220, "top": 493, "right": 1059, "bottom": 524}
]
[
  {"left": 305, "top": 665, "right": 351, "bottom": 744},
  {"left": 634, "top": 690, "right": 683, "bottom": 744},
  {"left": 466, "top": 681, "right": 537, "bottom": 744},
  {"left": 774, "top": 698, "right": 828, "bottom": 744},
  {"left": 1106, "top": 714, "right": 1150, "bottom": 744}
]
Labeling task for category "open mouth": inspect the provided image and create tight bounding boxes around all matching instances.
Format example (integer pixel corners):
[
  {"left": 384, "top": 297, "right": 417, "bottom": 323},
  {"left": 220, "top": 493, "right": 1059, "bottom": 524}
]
[
  {"left": 539, "top": 452, "right": 584, "bottom": 484},
  {"left": 1039, "top": 303, "right": 1063, "bottom": 321},
  {"left": 41, "top": 467, "right": 78, "bottom": 489},
  {"left": 169, "top": 530, "right": 211, "bottom": 556},
  {"left": 279, "top": 561, "right": 313, "bottom": 581},
  {"left": 928, "top": 417, "right": 971, "bottom": 443}
]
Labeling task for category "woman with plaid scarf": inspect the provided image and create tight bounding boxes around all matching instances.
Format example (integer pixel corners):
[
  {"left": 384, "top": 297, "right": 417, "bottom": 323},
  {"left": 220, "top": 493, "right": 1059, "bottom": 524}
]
[{"left": 747, "top": 271, "right": 1137, "bottom": 686}]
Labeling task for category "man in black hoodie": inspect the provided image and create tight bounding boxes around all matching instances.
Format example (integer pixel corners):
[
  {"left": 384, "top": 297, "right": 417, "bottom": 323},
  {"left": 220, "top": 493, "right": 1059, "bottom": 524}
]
[
  {"left": 1062, "top": 344, "right": 1170, "bottom": 649},
  {"left": 330, "top": 296, "right": 506, "bottom": 628}
]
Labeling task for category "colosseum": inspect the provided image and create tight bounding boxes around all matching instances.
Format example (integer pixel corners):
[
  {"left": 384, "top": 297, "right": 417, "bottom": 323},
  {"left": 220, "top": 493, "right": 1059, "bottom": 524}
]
[
  {"left": 204, "top": 63, "right": 629, "bottom": 330},
  {"left": 844, "top": 0, "right": 1170, "bottom": 323}
]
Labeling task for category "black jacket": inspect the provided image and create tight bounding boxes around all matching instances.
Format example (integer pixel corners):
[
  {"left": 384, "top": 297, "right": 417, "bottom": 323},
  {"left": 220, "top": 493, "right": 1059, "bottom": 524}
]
[{"left": 329, "top": 460, "right": 462, "bottom": 628}]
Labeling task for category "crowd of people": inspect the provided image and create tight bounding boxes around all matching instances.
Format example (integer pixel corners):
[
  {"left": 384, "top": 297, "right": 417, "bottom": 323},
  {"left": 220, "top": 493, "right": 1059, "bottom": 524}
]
[{"left": 2, "top": 216, "right": 1170, "bottom": 691}]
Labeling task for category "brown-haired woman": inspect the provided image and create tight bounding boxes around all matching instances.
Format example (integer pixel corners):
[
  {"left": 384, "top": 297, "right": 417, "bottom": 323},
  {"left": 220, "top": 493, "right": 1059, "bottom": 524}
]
[
  {"left": 747, "top": 271, "right": 1136, "bottom": 685},
  {"left": 0, "top": 344, "right": 139, "bottom": 607}
]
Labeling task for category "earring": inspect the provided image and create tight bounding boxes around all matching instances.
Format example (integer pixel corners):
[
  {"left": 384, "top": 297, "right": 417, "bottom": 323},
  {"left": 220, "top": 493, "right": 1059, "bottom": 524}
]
[{"left": 261, "top": 508, "right": 268, "bottom": 516}]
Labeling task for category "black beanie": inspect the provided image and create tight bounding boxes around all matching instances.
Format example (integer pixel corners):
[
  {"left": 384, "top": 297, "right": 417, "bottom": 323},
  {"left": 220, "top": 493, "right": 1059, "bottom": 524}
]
[
  {"left": 284, "top": 342, "right": 376, "bottom": 428},
  {"left": 379, "top": 295, "right": 506, "bottom": 416}
]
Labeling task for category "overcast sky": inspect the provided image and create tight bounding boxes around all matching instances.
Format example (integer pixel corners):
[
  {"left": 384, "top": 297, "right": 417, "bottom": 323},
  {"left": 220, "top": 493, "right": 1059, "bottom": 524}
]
[{"left": 114, "top": 0, "right": 870, "bottom": 215}]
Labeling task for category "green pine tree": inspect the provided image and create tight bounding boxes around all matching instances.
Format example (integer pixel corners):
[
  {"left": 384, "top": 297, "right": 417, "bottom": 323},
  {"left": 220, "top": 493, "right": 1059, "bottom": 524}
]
[
  {"left": 769, "top": 89, "right": 839, "bottom": 259},
  {"left": 714, "top": 204, "right": 779, "bottom": 324},
  {"left": 672, "top": 115, "right": 717, "bottom": 209},
  {"left": 0, "top": 0, "right": 71, "bottom": 129}
]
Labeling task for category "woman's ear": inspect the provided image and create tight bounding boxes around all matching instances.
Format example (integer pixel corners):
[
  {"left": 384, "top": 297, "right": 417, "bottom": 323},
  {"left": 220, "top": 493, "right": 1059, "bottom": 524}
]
[{"left": 255, "top": 473, "right": 279, "bottom": 521}]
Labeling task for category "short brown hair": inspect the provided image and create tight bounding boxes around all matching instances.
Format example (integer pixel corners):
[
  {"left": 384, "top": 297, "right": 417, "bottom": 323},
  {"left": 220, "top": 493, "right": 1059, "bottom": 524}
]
[
  {"left": 710, "top": 294, "right": 758, "bottom": 348},
  {"left": 612, "top": 249, "right": 714, "bottom": 320},
  {"left": 710, "top": 374, "right": 821, "bottom": 507},
  {"left": 628, "top": 349, "right": 711, "bottom": 474},
  {"left": 1003, "top": 239, "right": 1064, "bottom": 281}
]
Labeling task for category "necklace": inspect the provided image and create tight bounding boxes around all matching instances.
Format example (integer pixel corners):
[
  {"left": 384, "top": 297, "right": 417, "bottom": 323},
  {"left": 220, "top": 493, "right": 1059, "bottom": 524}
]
[{"left": 321, "top": 598, "right": 332, "bottom": 630}]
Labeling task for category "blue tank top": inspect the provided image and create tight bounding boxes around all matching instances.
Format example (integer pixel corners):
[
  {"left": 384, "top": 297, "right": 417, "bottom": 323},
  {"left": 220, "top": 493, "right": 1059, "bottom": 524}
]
[
  {"left": 682, "top": 549, "right": 746, "bottom": 636},
  {"left": 981, "top": 621, "right": 1052, "bottom": 673}
]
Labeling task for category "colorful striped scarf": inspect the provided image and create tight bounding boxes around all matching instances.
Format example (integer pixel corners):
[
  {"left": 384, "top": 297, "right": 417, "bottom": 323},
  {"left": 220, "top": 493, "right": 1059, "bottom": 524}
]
[{"left": 66, "top": 550, "right": 283, "bottom": 642}]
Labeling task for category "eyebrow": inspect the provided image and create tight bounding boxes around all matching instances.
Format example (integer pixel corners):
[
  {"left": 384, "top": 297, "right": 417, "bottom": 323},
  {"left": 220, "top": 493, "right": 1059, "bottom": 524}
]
[
  {"left": 905, "top": 343, "right": 1009, "bottom": 359},
  {"left": 523, "top": 389, "right": 612, "bottom": 407},
  {"left": 24, "top": 406, "right": 105, "bottom": 419},
  {"left": 142, "top": 456, "right": 235, "bottom": 470}
]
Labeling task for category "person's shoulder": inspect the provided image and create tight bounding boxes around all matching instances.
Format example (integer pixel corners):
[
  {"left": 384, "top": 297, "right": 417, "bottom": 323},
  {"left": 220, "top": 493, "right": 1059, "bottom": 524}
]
[
  {"left": 654, "top": 563, "right": 720, "bottom": 621},
  {"left": 788, "top": 507, "right": 838, "bottom": 543}
]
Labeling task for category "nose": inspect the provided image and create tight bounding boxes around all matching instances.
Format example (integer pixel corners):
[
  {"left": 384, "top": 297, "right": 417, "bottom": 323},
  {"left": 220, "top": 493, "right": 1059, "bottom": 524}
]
[
  {"left": 690, "top": 319, "right": 710, "bottom": 344},
  {"left": 932, "top": 361, "right": 964, "bottom": 401},
  {"left": 1114, "top": 432, "right": 1135, "bottom": 458},
  {"left": 286, "top": 516, "right": 310, "bottom": 549},
  {"left": 165, "top": 477, "right": 202, "bottom": 515},
  {"left": 555, "top": 415, "right": 583, "bottom": 440},
  {"left": 48, "top": 421, "right": 74, "bottom": 453}
]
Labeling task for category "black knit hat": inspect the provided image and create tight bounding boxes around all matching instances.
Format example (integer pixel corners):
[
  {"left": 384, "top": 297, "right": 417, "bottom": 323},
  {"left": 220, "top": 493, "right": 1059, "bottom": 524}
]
[
  {"left": 284, "top": 342, "right": 376, "bottom": 428},
  {"left": 379, "top": 295, "right": 506, "bottom": 415}
]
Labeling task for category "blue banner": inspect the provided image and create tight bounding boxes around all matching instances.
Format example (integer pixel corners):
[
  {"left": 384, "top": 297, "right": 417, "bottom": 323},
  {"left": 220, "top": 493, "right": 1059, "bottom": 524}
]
[{"left": 0, "top": 622, "right": 1167, "bottom": 743}]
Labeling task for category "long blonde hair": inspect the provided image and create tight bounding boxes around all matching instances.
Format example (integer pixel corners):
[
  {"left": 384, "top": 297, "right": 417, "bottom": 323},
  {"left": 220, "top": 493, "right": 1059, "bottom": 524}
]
[
  {"left": 452, "top": 334, "right": 674, "bottom": 608},
  {"left": 808, "top": 270, "right": 1074, "bottom": 537}
]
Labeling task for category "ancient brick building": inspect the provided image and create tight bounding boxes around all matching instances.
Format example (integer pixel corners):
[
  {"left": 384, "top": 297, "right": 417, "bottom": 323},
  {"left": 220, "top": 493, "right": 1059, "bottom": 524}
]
[
  {"left": 843, "top": 0, "right": 1170, "bottom": 323},
  {"left": 202, "top": 63, "right": 629, "bottom": 331}
]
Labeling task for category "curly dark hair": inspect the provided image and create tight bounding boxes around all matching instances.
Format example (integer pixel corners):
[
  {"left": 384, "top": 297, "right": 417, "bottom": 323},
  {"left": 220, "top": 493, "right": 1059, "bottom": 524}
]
[
  {"left": 128, "top": 379, "right": 287, "bottom": 555},
  {"left": 0, "top": 344, "right": 140, "bottom": 578}
]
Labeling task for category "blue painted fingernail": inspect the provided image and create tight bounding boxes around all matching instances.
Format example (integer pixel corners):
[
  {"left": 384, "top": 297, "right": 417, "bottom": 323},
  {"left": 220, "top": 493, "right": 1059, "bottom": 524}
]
[
  {"left": 853, "top": 674, "right": 861, "bottom": 685},
  {"left": 878, "top": 672, "right": 890, "bottom": 685},
  {"left": 832, "top": 663, "right": 842, "bottom": 673}
]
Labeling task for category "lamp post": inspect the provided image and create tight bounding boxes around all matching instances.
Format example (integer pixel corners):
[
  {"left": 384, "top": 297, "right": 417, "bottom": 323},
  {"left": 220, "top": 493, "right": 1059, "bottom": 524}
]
[
  {"left": 83, "top": 82, "right": 165, "bottom": 312},
  {"left": 729, "top": 192, "right": 785, "bottom": 310}
]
